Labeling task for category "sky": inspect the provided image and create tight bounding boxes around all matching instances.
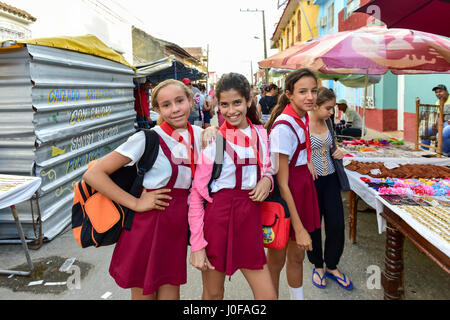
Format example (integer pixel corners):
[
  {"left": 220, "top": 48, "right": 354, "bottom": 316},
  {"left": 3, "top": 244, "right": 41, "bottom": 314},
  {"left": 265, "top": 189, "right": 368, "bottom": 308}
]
[
  {"left": 5, "top": 0, "right": 286, "bottom": 81},
  {"left": 123, "top": 0, "right": 285, "bottom": 78}
]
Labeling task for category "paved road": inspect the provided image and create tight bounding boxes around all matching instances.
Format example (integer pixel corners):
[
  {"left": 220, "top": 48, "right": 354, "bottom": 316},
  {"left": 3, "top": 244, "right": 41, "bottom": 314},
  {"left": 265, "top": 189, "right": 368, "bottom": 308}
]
[{"left": 0, "top": 193, "right": 449, "bottom": 301}]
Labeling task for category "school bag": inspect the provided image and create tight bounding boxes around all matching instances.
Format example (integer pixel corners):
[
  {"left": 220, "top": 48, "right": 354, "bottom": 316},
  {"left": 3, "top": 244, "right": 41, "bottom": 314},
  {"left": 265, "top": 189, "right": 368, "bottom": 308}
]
[
  {"left": 208, "top": 131, "right": 291, "bottom": 250},
  {"left": 72, "top": 129, "right": 159, "bottom": 248}
]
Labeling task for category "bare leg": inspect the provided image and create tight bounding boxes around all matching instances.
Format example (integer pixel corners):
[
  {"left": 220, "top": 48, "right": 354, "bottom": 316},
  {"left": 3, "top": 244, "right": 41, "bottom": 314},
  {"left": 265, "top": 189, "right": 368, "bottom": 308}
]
[
  {"left": 201, "top": 269, "right": 226, "bottom": 300},
  {"left": 286, "top": 240, "right": 305, "bottom": 288},
  {"left": 267, "top": 247, "right": 287, "bottom": 298},
  {"left": 156, "top": 284, "right": 180, "bottom": 300},
  {"left": 131, "top": 287, "right": 156, "bottom": 300},
  {"left": 241, "top": 264, "right": 277, "bottom": 300}
]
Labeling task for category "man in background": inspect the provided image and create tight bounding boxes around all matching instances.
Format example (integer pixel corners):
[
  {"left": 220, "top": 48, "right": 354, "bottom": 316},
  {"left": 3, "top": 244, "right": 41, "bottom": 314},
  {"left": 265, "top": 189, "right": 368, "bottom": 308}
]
[
  {"left": 134, "top": 80, "right": 151, "bottom": 129},
  {"left": 335, "top": 99, "right": 365, "bottom": 137},
  {"left": 182, "top": 78, "right": 202, "bottom": 126}
]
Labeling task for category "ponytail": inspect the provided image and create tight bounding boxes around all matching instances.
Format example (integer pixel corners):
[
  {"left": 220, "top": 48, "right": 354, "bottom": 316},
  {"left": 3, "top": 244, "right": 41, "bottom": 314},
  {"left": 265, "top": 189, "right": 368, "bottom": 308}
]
[{"left": 264, "top": 93, "right": 290, "bottom": 130}]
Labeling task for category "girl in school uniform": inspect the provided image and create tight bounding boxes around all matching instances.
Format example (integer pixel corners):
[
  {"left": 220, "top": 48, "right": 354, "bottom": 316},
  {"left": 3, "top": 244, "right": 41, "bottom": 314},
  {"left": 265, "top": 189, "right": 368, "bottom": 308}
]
[
  {"left": 188, "top": 72, "right": 277, "bottom": 300},
  {"left": 83, "top": 79, "right": 205, "bottom": 300},
  {"left": 264, "top": 68, "right": 321, "bottom": 300},
  {"left": 308, "top": 87, "right": 352, "bottom": 290}
]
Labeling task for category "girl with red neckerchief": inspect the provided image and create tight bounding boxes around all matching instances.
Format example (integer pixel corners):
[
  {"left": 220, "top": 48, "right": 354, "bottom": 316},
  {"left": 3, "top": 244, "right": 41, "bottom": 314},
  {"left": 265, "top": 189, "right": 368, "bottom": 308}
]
[
  {"left": 83, "top": 79, "right": 215, "bottom": 300},
  {"left": 264, "top": 68, "right": 321, "bottom": 300},
  {"left": 188, "top": 73, "right": 277, "bottom": 300}
]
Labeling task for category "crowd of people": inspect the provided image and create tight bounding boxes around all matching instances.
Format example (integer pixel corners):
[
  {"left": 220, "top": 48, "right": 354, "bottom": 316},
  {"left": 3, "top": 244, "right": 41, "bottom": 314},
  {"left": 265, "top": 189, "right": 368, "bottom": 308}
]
[{"left": 94, "top": 70, "right": 447, "bottom": 300}]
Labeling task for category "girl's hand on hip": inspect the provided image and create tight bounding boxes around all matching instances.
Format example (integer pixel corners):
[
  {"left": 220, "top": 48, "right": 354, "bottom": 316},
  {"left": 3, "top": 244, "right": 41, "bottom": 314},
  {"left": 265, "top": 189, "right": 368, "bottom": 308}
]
[
  {"left": 249, "top": 176, "right": 272, "bottom": 202},
  {"left": 134, "top": 189, "right": 172, "bottom": 212}
]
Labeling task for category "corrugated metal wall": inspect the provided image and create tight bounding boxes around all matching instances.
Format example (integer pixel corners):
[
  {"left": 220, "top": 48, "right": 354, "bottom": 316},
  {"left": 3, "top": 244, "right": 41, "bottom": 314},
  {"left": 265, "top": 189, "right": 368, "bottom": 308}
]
[{"left": 0, "top": 44, "right": 136, "bottom": 240}]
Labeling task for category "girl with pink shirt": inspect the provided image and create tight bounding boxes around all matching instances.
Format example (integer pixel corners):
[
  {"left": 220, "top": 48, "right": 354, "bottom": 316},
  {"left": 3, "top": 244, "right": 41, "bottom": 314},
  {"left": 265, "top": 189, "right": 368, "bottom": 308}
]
[{"left": 188, "top": 73, "right": 277, "bottom": 300}]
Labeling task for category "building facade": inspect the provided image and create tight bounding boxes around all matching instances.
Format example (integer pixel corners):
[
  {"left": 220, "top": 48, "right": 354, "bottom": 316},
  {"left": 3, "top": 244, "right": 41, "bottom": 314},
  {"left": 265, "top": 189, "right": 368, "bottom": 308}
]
[{"left": 0, "top": 1, "right": 35, "bottom": 41}]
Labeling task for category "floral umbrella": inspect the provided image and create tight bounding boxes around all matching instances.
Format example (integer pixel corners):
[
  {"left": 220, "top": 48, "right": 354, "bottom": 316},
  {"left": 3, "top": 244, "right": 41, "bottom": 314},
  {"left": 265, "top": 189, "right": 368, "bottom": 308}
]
[{"left": 258, "top": 26, "right": 450, "bottom": 75}]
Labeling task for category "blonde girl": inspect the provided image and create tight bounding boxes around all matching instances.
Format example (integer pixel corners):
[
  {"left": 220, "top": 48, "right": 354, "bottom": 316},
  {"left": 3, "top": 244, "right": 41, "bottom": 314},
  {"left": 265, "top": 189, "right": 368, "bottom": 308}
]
[{"left": 83, "top": 79, "right": 204, "bottom": 300}]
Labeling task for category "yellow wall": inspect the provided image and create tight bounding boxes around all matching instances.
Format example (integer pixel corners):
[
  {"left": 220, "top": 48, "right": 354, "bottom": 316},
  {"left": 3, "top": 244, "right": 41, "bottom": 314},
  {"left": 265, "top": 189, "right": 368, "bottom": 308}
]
[{"left": 278, "top": 1, "right": 319, "bottom": 51}]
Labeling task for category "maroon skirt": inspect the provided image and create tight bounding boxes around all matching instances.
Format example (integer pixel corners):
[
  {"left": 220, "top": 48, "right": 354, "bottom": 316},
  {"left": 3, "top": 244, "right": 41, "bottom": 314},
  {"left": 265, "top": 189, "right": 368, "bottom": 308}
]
[
  {"left": 204, "top": 189, "right": 267, "bottom": 276},
  {"left": 109, "top": 189, "right": 189, "bottom": 295},
  {"left": 288, "top": 164, "right": 321, "bottom": 240}
]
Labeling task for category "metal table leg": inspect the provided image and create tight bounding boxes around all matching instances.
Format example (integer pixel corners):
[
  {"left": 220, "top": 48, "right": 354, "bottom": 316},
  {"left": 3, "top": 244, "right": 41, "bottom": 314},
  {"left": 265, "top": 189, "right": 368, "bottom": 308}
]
[{"left": 0, "top": 205, "right": 34, "bottom": 276}]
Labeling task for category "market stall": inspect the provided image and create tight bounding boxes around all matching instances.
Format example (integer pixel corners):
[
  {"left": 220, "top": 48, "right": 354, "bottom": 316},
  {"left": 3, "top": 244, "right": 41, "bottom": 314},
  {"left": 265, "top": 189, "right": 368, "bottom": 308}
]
[
  {"left": 344, "top": 158, "right": 450, "bottom": 299},
  {"left": 135, "top": 55, "right": 206, "bottom": 83},
  {"left": 340, "top": 137, "right": 437, "bottom": 158}
]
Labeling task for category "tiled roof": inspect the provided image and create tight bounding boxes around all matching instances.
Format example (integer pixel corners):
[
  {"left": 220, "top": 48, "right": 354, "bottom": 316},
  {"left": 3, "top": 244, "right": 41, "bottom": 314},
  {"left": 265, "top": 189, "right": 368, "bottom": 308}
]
[{"left": 0, "top": 1, "right": 36, "bottom": 22}]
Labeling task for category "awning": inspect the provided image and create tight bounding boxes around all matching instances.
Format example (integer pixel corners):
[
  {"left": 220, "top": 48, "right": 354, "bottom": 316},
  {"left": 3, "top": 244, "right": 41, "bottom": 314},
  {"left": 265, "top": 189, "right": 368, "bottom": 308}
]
[
  {"left": 135, "top": 55, "right": 206, "bottom": 82},
  {"left": 1, "top": 34, "right": 135, "bottom": 70}
]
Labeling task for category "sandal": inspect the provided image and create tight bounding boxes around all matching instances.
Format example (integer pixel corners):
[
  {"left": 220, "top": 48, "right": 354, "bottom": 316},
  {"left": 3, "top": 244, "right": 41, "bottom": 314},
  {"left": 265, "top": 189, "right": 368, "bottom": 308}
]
[
  {"left": 325, "top": 270, "right": 353, "bottom": 290},
  {"left": 312, "top": 268, "right": 326, "bottom": 289}
]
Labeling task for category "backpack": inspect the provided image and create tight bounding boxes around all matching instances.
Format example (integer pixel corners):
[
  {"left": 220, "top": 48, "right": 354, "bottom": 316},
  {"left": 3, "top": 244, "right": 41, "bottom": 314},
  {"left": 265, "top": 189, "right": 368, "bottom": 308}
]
[
  {"left": 72, "top": 129, "right": 159, "bottom": 248},
  {"left": 208, "top": 131, "right": 291, "bottom": 250}
]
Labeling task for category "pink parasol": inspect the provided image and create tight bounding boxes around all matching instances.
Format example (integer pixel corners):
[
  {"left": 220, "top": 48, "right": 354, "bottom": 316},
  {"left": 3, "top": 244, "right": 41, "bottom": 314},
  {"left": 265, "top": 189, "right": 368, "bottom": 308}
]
[
  {"left": 258, "top": 25, "right": 450, "bottom": 138},
  {"left": 258, "top": 26, "right": 450, "bottom": 74}
]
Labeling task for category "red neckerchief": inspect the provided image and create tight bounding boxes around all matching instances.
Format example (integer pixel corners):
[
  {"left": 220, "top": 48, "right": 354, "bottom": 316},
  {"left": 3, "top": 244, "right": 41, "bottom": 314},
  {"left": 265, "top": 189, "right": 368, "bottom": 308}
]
[
  {"left": 219, "top": 117, "right": 263, "bottom": 170},
  {"left": 281, "top": 104, "right": 311, "bottom": 162},
  {"left": 160, "top": 121, "right": 196, "bottom": 178}
]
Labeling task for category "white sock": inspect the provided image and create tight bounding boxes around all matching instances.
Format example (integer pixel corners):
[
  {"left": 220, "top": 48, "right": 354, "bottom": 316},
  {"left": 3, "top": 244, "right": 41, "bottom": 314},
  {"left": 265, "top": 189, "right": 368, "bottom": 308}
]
[{"left": 289, "top": 285, "right": 304, "bottom": 300}]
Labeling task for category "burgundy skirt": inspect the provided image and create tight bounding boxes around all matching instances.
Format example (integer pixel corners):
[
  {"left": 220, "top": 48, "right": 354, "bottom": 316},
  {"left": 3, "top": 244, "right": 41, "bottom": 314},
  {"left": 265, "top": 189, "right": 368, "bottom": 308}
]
[
  {"left": 109, "top": 189, "right": 189, "bottom": 295},
  {"left": 288, "top": 164, "right": 321, "bottom": 240},
  {"left": 204, "top": 189, "right": 267, "bottom": 276}
]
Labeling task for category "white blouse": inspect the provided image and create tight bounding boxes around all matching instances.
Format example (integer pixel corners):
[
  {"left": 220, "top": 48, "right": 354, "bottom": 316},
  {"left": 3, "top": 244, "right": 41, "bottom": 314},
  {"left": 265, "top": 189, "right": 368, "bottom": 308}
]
[
  {"left": 202, "top": 126, "right": 268, "bottom": 192},
  {"left": 114, "top": 125, "right": 204, "bottom": 189},
  {"left": 269, "top": 114, "right": 308, "bottom": 166}
]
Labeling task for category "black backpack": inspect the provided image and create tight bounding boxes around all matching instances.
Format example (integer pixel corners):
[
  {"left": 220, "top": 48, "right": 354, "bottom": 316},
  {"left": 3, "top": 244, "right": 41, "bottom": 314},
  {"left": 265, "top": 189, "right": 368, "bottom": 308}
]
[{"left": 72, "top": 129, "right": 159, "bottom": 248}]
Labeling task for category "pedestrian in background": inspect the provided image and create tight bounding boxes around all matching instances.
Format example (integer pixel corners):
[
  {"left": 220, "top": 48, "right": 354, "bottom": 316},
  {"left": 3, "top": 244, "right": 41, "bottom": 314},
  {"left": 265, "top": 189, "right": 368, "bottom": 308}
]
[
  {"left": 183, "top": 78, "right": 202, "bottom": 126},
  {"left": 134, "top": 80, "right": 152, "bottom": 129},
  {"left": 257, "top": 83, "right": 278, "bottom": 125},
  {"left": 308, "top": 87, "right": 353, "bottom": 290},
  {"left": 265, "top": 68, "right": 321, "bottom": 300}
]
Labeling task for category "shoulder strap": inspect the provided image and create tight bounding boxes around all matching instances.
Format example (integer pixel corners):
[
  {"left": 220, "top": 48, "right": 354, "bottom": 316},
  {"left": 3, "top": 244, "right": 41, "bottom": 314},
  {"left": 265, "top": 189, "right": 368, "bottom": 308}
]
[
  {"left": 325, "top": 119, "right": 338, "bottom": 153},
  {"left": 208, "top": 133, "right": 225, "bottom": 197},
  {"left": 137, "top": 129, "right": 160, "bottom": 176},
  {"left": 124, "top": 129, "right": 160, "bottom": 230}
]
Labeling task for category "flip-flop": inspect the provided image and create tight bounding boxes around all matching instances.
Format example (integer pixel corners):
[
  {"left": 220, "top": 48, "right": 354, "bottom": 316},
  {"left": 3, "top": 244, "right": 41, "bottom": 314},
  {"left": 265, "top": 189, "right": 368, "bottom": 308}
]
[
  {"left": 312, "top": 268, "right": 326, "bottom": 289},
  {"left": 325, "top": 271, "right": 353, "bottom": 290}
]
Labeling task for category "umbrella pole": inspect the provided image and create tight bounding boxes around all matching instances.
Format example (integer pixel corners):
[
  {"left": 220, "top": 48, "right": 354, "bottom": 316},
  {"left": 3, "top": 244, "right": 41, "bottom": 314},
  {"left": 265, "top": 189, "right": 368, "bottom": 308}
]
[{"left": 361, "top": 70, "right": 369, "bottom": 138}]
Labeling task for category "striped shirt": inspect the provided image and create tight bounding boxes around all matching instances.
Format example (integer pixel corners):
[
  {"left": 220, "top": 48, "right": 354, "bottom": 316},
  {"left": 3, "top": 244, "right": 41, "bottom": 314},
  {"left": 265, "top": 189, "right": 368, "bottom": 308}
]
[{"left": 310, "top": 131, "right": 335, "bottom": 176}]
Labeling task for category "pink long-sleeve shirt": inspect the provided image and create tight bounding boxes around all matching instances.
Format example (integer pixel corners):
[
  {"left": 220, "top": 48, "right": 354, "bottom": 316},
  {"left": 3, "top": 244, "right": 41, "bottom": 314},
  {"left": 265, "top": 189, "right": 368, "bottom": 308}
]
[{"left": 188, "top": 125, "right": 274, "bottom": 252}]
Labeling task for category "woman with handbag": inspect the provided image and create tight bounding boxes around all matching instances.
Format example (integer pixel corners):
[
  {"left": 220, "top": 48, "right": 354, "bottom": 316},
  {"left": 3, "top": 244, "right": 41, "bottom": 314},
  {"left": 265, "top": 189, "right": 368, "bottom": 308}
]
[{"left": 307, "top": 87, "right": 353, "bottom": 290}]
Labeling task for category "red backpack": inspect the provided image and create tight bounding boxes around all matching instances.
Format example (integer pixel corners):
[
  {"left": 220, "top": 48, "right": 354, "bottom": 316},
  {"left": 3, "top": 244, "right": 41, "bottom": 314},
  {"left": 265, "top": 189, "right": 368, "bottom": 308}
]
[{"left": 209, "top": 132, "right": 291, "bottom": 250}]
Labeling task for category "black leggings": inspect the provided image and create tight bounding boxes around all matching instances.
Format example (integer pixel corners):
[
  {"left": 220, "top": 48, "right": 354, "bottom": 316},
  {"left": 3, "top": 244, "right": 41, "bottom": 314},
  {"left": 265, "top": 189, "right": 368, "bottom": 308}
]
[{"left": 307, "top": 172, "right": 345, "bottom": 270}]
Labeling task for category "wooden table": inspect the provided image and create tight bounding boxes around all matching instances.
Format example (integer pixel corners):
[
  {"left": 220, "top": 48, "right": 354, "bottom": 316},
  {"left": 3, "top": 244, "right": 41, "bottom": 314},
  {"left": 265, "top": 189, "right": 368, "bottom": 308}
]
[
  {"left": 344, "top": 159, "right": 450, "bottom": 300},
  {"left": 380, "top": 205, "right": 450, "bottom": 300}
]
